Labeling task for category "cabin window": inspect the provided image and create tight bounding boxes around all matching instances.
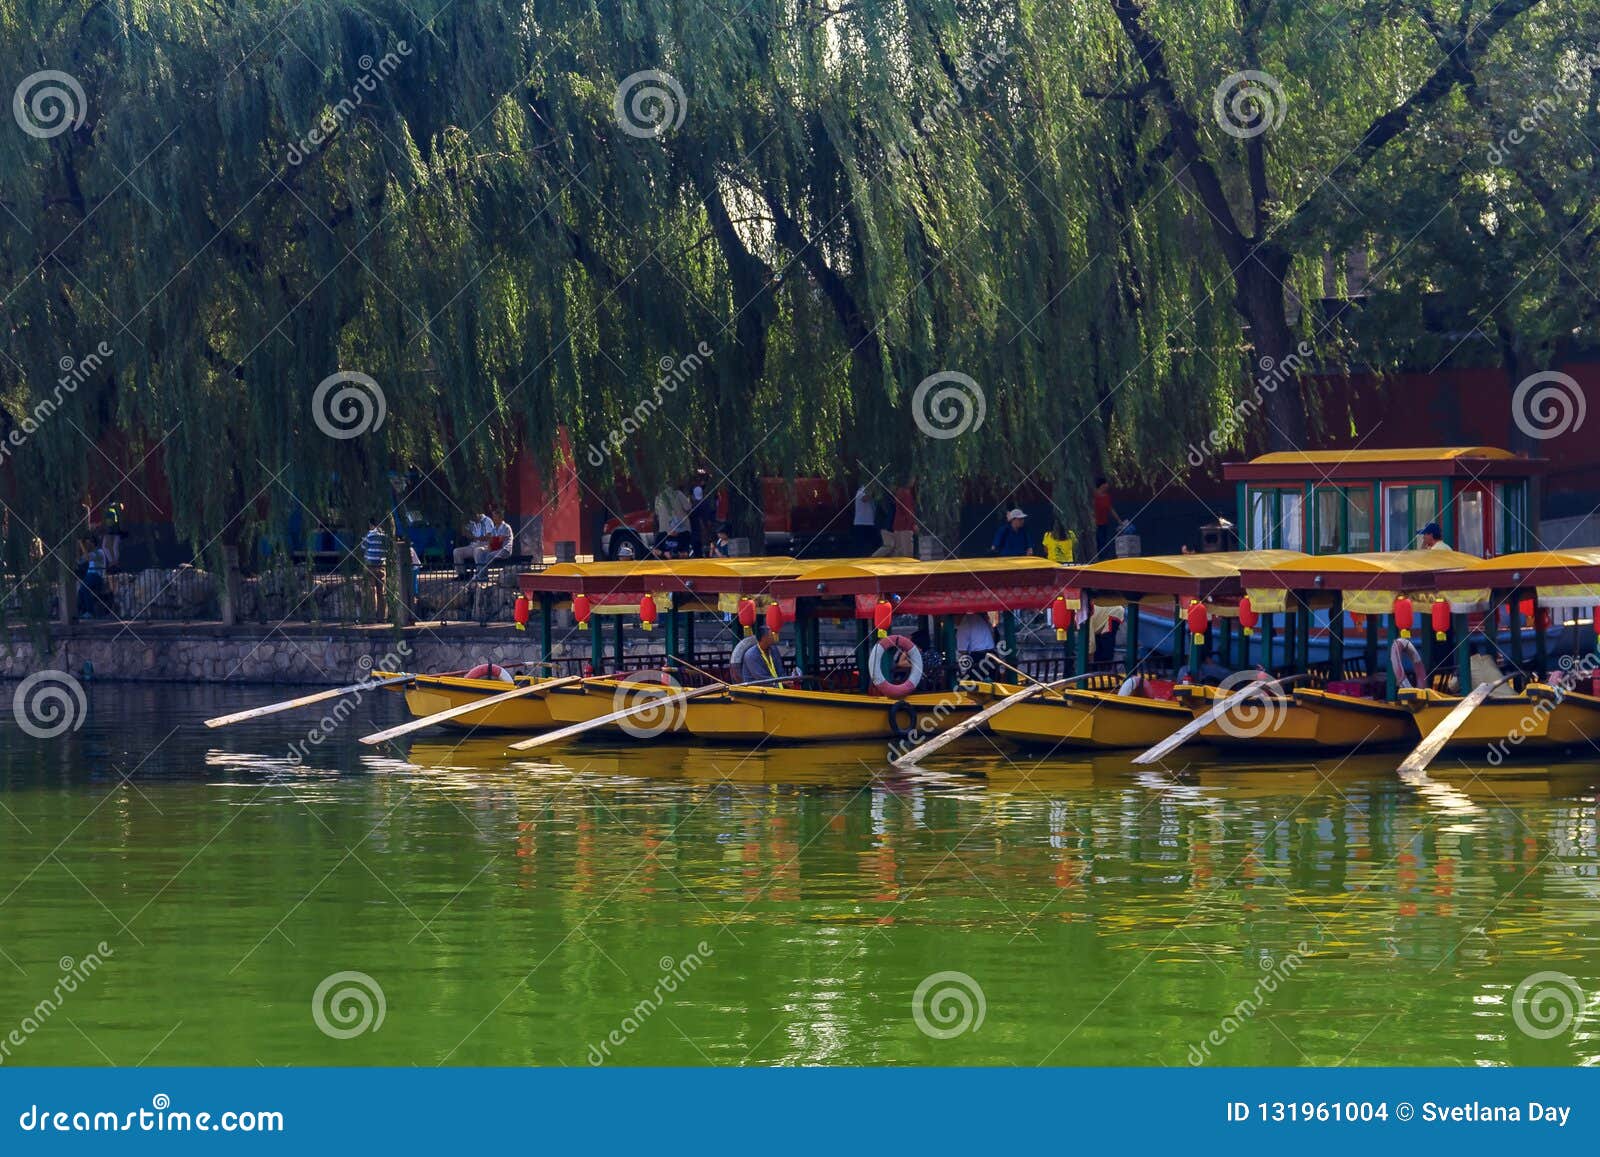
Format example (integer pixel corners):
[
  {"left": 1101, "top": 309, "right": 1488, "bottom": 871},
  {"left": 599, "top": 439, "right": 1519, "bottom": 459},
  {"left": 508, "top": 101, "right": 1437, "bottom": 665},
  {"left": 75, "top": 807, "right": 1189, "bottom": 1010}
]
[
  {"left": 1250, "top": 488, "right": 1304, "bottom": 550},
  {"left": 1457, "top": 489, "right": 1486, "bottom": 557},
  {"left": 1495, "top": 482, "right": 1528, "bottom": 553},
  {"left": 1313, "top": 486, "right": 1373, "bottom": 553},
  {"left": 1383, "top": 484, "right": 1439, "bottom": 550}
]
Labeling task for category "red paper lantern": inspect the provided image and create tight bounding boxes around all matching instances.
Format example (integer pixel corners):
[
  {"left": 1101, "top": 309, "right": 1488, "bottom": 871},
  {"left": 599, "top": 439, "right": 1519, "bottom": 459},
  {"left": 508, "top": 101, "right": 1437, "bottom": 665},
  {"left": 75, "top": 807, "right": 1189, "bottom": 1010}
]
[
  {"left": 872, "top": 599, "right": 894, "bottom": 639},
  {"left": 572, "top": 593, "right": 592, "bottom": 631},
  {"left": 1050, "top": 596, "right": 1075, "bottom": 641},
  {"left": 1431, "top": 599, "right": 1450, "bottom": 642},
  {"left": 1393, "top": 595, "right": 1414, "bottom": 639},
  {"left": 1237, "top": 596, "right": 1258, "bottom": 637},
  {"left": 737, "top": 598, "right": 757, "bottom": 635},
  {"left": 1518, "top": 597, "right": 1536, "bottom": 620},
  {"left": 639, "top": 593, "right": 658, "bottom": 631},
  {"left": 765, "top": 602, "right": 784, "bottom": 635},
  {"left": 1186, "top": 600, "right": 1208, "bottom": 645},
  {"left": 513, "top": 593, "right": 530, "bottom": 631}
]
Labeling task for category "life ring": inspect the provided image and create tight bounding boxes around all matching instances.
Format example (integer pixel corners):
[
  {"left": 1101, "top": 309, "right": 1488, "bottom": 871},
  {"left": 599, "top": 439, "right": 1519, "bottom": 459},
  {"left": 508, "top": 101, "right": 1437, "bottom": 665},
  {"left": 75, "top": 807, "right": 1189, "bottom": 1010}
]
[
  {"left": 869, "top": 634, "right": 923, "bottom": 698},
  {"left": 464, "top": 663, "right": 514, "bottom": 683},
  {"left": 1390, "top": 638, "right": 1426, "bottom": 689},
  {"left": 887, "top": 700, "right": 917, "bottom": 738},
  {"left": 729, "top": 635, "right": 760, "bottom": 680}
]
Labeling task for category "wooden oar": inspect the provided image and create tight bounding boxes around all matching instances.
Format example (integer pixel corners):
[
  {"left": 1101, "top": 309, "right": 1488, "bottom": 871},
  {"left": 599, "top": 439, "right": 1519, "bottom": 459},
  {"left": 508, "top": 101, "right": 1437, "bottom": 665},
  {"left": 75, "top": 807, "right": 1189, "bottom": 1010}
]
[
  {"left": 1131, "top": 674, "right": 1300, "bottom": 766},
  {"left": 1396, "top": 675, "right": 1514, "bottom": 775},
  {"left": 891, "top": 679, "right": 1063, "bottom": 768},
  {"left": 202, "top": 675, "right": 413, "bottom": 728},
  {"left": 505, "top": 674, "right": 791, "bottom": 752},
  {"left": 358, "top": 675, "right": 583, "bottom": 745}
]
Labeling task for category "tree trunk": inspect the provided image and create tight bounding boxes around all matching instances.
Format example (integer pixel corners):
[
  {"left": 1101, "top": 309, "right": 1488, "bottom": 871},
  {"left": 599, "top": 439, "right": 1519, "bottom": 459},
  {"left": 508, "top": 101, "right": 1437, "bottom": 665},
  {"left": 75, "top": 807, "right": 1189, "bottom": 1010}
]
[{"left": 1234, "top": 255, "right": 1306, "bottom": 450}]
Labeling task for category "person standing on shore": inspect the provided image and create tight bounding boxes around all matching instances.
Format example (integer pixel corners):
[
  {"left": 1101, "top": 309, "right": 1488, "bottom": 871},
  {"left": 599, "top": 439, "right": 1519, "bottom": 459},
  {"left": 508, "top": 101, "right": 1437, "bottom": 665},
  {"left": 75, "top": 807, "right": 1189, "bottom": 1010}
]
[
  {"left": 1092, "top": 478, "right": 1122, "bottom": 560},
  {"left": 361, "top": 518, "right": 388, "bottom": 619},
  {"left": 990, "top": 509, "right": 1034, "bottom": 556}
]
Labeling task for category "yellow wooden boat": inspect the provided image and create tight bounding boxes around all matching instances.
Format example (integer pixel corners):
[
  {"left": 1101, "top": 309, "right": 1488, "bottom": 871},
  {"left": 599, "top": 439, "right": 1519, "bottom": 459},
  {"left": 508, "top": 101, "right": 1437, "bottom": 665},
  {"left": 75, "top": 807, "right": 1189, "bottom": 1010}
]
[
  {"left": 1397, "top": 549, "right": 1600, "bottom": 760},
  {"left": 969, "top": 679, "right": 1191, "bottom": 749},
  {"left": 682, "top": 683, "right": 980, "bottom": 742},
  {"left": 372, "top": 669, "right": 565, "bottom": 731}
]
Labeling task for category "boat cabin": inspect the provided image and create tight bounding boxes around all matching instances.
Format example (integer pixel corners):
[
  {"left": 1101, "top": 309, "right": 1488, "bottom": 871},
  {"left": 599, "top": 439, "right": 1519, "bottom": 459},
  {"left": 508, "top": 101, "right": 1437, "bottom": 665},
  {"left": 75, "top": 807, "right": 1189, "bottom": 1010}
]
[
  {"left": 1434, "top": 549, "right": 1600, "bottom": 691},
  {"left": 1223, "top": 447, "right": 1541, "bottom": 557}
]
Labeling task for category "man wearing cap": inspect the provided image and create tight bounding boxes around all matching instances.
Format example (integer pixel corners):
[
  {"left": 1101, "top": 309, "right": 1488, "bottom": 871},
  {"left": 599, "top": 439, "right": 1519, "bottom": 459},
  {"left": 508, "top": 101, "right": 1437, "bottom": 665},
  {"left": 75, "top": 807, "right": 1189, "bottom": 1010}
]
[
  {"left": 1420, "top": 521, "right": 1449, "bottom": 550},
  {"left": 991, "top": 509, "right": 1034, "bottom": 556}
]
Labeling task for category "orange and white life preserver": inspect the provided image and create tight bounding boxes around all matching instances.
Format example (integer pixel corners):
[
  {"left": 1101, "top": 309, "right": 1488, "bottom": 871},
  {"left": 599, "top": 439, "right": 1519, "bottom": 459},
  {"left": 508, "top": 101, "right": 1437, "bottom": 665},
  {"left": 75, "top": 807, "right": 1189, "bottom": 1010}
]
[
  {"left": 869, "top": 634, "right": 923, "bottom": 699},
  {"left": 1390, "top": 638, "right": 1426, "bottom": 689},
  {"left": 465, "top": 663, "right": 514, "bottom": 683}
]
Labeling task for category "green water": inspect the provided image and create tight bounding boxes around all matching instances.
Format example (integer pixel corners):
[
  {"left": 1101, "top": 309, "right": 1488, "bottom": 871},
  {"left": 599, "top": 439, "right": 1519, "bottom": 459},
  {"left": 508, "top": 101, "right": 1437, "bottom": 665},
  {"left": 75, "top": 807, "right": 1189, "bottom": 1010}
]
[{"left": 2, "top": 682, "right": 1598, "bottom": 1067}]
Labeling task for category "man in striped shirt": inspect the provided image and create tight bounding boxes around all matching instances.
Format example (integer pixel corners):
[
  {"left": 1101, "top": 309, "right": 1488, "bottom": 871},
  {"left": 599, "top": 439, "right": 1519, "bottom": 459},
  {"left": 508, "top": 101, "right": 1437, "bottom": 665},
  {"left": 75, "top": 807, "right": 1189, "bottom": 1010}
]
[{"left": 361, "top": 519, "right": 387, "bottom": 619}]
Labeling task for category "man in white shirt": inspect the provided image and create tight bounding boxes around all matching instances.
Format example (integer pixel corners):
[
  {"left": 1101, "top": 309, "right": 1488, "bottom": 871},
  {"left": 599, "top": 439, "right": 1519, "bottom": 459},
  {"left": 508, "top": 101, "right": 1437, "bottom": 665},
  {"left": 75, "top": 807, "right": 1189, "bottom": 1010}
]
[
  {"left": 955, "top": 612, "right": 998, "bottom": 676},
  {"left": 454, "top": 510, "right": 494, "bottom": 578},
  {"left": 655, "top": 486, "right": 692, "bottom": 557},
  {"left": 474, "top": 509, "right": 514, "bottom": 578},
  {"left": 853, "top": 485, "right": 880, "bottom": 555}
]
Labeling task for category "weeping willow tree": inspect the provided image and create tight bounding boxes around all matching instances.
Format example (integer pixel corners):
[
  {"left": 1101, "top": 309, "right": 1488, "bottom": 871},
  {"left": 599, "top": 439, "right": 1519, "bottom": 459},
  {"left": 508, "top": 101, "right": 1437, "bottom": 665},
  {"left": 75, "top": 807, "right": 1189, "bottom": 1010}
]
[{"left": 0, "top": 0, "right": 1564, "bottom": 581}]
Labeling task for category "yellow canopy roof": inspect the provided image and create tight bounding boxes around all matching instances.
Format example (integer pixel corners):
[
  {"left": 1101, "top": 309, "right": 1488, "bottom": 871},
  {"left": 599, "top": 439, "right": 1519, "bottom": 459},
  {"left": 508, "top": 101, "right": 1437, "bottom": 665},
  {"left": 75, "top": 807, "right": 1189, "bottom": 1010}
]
[
  {"left": 1255, "top": 549, "right": 1482, "bottom": 576},
  {"left": 1245, "top": 447, "right": 1516, "bottom": 466},
  {"left": 788, "top": 557, "right": 1059, "bottom": 582},
  {"left": 1065, "top": 549, "right": 1305, "bottom": 582},
  {"left": 1447, "top": 549, "right": 1600, "bottom": 573}
]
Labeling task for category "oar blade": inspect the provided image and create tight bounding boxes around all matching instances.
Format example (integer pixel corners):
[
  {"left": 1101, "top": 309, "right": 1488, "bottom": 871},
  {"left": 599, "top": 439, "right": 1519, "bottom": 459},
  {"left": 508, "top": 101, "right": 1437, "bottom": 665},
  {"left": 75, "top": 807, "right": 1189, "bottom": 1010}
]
[
  {"left": 1396, "top": 677, "right": 1510, "bottom": 776},
  {"left": 891, "top": 683, "right": 1046, "bottom": 768},
  {"left": 1131, "top": 679, "right": 1268, "bottom": 766},
  {"left": 202, "top": 675, "right": 411, "bottom": 728}
]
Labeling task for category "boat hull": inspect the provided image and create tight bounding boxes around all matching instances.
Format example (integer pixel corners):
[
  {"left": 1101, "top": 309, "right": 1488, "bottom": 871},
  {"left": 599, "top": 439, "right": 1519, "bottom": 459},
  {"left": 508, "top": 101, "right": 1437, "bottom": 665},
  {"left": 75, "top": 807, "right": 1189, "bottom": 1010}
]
[
  {"left": 1400, "top": 684, "right": 1600, "bottom": 753},
  {"left": 688, "top": 685, "right": 979, "bottom": 743},
  {"left": 1173, "top": 684, "right": 1415, "bottom": 749},
  {"left": 970, "top": 681, "right": 1190, "bottom": 749},
  {"left": 374, "top": 670, "right": 559, "bottom": 732}
]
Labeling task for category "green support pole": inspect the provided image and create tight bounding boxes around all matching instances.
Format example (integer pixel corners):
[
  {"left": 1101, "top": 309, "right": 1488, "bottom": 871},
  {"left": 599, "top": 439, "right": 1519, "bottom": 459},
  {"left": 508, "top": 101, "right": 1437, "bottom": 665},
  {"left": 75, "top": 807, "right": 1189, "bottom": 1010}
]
[
  {"left": 1328, "top": 594, "right": 1344, "bottom": 678},
  {"left": 856, "top": 617, "right": 872, "bottom": 692},
  {"left": 664, "top": 602, "right": 679, "bottom": 677},
  {"left": 1219, "top": 617, "right": 1233, "bottom": 667},
  {"left": 1239, "top": 617, "right": 1252, "bottom": 669},
  {"left": 942, "top": 615, "right": 959, "bottom": 685},
  {"left": 1075, "top": 592, "right": 1093, "bottom": 675},
  {"left": 1420, "top": 609, "right": 1434, "bottom": 674},
  {"left": 1263, "top": 612, "right": 1274, "bottom": 670},
  {"left": 613, "top": 614, "right": 625, "bottom": 673},
  {"left": 1385, "top": 611, "right": 1399, "bottom": 702},
  {"left": 1126, "top": 603, "right": 1142, "bottom": 674},
  {"left": 684, "top": 608, "right": 696, "bottom": 668},
  {"left": 1509, "top": 596, "right": 1525, "bottom": 672},
  {"left": 1454, "top": 612, "right": 1473, "bottom": 695},
  {"left": 589, "top": 610, "right": 604, "bottom": 673},
  {"left": 539, "top": 594, "right": 554, "bottom": 670}
]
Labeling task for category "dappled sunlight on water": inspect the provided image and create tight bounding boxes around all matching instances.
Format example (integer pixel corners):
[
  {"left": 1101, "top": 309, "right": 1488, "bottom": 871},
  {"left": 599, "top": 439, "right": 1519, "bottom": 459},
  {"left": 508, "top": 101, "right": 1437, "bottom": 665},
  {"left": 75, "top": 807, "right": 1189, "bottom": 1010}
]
[{"left": 2, "top": 682, "right": 1599, "bottom": 1066}]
